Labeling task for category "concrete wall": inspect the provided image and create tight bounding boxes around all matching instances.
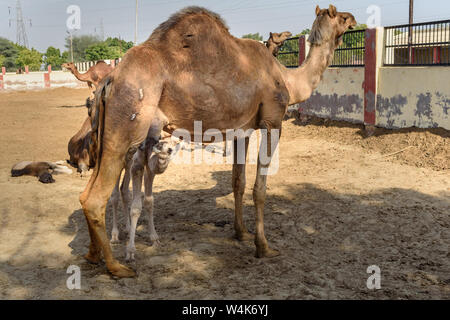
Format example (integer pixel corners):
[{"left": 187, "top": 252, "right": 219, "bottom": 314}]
[
  {"left": 298, "top": 67, "right": 365, "bottom": 123},
  {"left": 295, "top": 27, "right": 449, "bottom": 131},
  {"left": 1, "top": 71, "right": 85, "bottom": 90},
  {"left": 377, "top": 67, "right": 450, "bottom": 130}
]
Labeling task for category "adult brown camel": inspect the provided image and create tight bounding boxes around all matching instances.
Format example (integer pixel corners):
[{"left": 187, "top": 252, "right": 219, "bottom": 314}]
[
  {"left": 62, "top": 61, "right": 113, "bottom": 89},
  {"left": 266, "top": 31, "right": 292, "bottom": 57},
  {"left": 80, "top": 5, "right": 356, "bottom": 277}
]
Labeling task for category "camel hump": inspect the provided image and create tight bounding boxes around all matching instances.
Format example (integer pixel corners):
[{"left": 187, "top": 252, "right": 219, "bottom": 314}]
[{"left": 147, "top": 6, "right": 228, "bottom": 43}]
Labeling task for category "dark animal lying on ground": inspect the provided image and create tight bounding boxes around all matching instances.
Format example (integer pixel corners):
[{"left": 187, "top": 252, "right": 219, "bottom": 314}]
[{"left": 11, "top": 161, "right": 72, "bottom": 183}]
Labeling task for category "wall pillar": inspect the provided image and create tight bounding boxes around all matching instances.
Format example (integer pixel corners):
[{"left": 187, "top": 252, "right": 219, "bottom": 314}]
[
  {"left": 1, "top": 67, "right": 5, "bottom": 75},
  {"left": 44, "top": 73, "right": 51, "bottom": 88},
  {"left": 363, "top": 27, "right": 384, "bottom": 128},
  {"left": 110, "top": 59, "right": 116, "bottom": 68},
  {"left": 0, "top": 75, "right": 4, "bottom": 89},
  {"left": 25, "top": 66, "right": 29, "bottom": 74},
  {"left": 48, "top": 65, "right": 52, "bottom": 73},
  {"left": 298, "top": 35, "right": 306, "bottom": 66}
]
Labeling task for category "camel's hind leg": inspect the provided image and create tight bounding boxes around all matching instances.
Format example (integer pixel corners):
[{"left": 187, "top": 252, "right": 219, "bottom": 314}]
[
  {"left": 80, "top": 147, "right": 137, "bottom": 277},
  {"left": 232, "top": 137, "right": 252, "bottom": 241}
]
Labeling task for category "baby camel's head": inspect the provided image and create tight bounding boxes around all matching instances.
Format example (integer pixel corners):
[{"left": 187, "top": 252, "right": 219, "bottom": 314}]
[{"left": 152, "top": 137, "right": 182, "bottom": 160}]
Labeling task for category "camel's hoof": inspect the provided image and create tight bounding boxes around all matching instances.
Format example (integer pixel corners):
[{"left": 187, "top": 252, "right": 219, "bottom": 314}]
[
  {"left": 108, "top": 263, "right": 136, "bottom": 278},
  {"left": 255, "top": 246, "right": 280, "bottom": 258},
  {"left": 234, "top": 231, "right": 254, "bottom": 242},
  {"left": 151, "top": 239, "right": 161, "bottom": 247},
  {"left": 148, "top": 233, "right": 160, "bottom": 246},
  {"left": 84, "top": 252, "right": 101, "bottom": 265},
  {"left": 125, "top": 253, "right": 135, "bottom": 262},
  {"left": 111, "top": 232, "right": 120, "bottom": 244}
]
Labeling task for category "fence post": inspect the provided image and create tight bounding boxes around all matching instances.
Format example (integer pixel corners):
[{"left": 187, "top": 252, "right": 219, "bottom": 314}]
[
  {"left": 1, "top": 67, "right": 5, "bottom": 75},
  {"left": 298, "top": 35, "right": 306, "bottom": 66},
  {"left": 110, "top": 59, "right": 116, "bottom": 68},
  {"left": 25, "top": 65, "right": 29, "bottom": 74},
  {"left": 48, "top": 65, "right": 52, "bottom": 73},
  {"left": 363, "top": 28, "right": 384, "bottom": 132},
  {"left": 0, "top": 75, "right": 3, "bottom": 90},
  {"left": 44, "top": 72, "right": 51, "bottom": 88}
]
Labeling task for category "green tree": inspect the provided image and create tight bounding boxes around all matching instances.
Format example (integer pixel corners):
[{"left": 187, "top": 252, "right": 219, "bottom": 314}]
[
  {"left": 45, "top": 46, "right": 64, "bottom": 70},
  {"left": 65, "top": 34, "right": 102, "bottom": 62},
  {"left": 298, "top": 28, "right": 311, "bottom": 36},
  {"left": 242, "top": 33, "right": 263, "bottom": 41},
  {"left": 0, "top": 37, "right": 19, "bottom": 71},
  {"left": 0, "top": 54, "right": 5, "bottom": 67},
  {"left": 61, "top": 51, "right": 70, "bottom": 62},
  {"left": 15, "top": 47, "right": 43, "bottom": 71},
  {"left": 84, "top": 43, "right": 118, "bottom": 60},
  {"left": 104, "top": 37, "right": 134, "bottom": 55}
]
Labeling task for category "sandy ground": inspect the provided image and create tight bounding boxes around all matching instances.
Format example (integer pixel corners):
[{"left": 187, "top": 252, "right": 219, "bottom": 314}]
[{"left": 0, "top": 88, "right": 448, "bottom": 300}]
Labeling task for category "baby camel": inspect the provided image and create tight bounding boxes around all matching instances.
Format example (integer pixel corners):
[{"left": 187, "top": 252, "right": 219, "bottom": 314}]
[{"left": 110, "top": 134, "right": 181, "bottom": 261}]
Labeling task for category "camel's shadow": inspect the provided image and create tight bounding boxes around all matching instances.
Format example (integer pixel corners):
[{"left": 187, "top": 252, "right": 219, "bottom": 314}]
[{"left": 64, "top": 170, "right": 239, "bottom": 261}]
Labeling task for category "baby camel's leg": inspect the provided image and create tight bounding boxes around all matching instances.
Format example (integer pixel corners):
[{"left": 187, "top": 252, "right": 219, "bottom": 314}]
[
  {"left": 125, "top": 149, "right": 145, "bottom": 261},
  {"left": 143, "top": 168, "right": 158, "bottom": 244},
  {"left": 110, "top": 177, "right": 121, "bottom": 243},
  {"left": 120, "top": 160, "right": 132, "bottom": 233}
]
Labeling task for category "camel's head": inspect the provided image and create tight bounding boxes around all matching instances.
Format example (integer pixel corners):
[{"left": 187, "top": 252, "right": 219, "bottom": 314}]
[
  {"left": 38, "top": 172, "right": 55, "bottom": 184},
  {"left": 62, "top": 62, "right": 75, "bottom": 70},
  {"left": 308, "top": 4, "right": 357, "bottom": 46},
  {"left": 269, "top": 31, "right": 293, "bottom": 45}
]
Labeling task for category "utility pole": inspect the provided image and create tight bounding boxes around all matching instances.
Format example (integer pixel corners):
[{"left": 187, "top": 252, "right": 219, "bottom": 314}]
[
  {"left": 408, "top": 0, "right": 414, "bottom": 63},
  {"left": 12, "top": 0, "right": 30, "bottom": 48},
  {"left": 100, "top": 18, "right": 105, "bottom": 41},
  {"left": 135, "top": 0, "right": 138, "bottom": 46},
  {"left": 70, "top": 32, "right": 74, "bottom": 62}
]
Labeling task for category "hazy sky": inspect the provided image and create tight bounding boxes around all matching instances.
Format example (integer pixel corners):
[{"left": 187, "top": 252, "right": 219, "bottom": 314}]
[{"left": 0, "top": 0, "right": 449, "bottom": 52}]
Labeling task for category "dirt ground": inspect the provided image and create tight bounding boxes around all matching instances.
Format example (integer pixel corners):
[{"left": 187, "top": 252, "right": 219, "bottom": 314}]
[{"left": 0, "top": 88, "right": 448, "bottom": 300}]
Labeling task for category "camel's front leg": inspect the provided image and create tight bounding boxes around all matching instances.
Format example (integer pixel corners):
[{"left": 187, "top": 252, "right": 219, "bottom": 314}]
[
  {"left": 253, "top": 123, "right": 281, "bottom": 258},
  {"left": 126, "top": 149, "right": 146, "bottom": 261},
  {"left": 232, "top": 137, "right": 252, "bottom": 241}
]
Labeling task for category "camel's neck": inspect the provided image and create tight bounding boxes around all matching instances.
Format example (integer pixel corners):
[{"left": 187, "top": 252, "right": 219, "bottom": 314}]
[
  {"left": 70, "top": 66, "right": 90, "bottom": 81},
  {"left": 282, "top": 39, "right": 336, "bottom": 105}
]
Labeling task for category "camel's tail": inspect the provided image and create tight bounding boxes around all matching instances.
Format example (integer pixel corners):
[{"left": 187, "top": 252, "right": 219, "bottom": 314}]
[{"left": 89, "top": 75, "right": 113, "bottom": 179}]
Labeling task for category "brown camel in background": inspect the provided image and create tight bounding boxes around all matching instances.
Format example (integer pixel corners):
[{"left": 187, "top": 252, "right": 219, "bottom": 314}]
[
  {"left": 266, "top": 31, "right": 292, "bottom": 57},
  {"left": 62, "top": 61, "right": 113, "bottom": 89},
  {"left": 67, "top": 113, "right": 95, "bottom": 176},
  {"left": 80, "top": 5, "right": 356, "bottom": 277}
]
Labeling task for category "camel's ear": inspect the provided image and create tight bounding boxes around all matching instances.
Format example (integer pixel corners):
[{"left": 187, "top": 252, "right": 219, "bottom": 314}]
[
  {"left": 328, "top": 4, "right": 337, "bottom": 18},
  {"left": 315, "top": 5, "right": 321, "bottom": 16},
  {"left": 269, "top": 32, "right": 273, "bottom": 37}
]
